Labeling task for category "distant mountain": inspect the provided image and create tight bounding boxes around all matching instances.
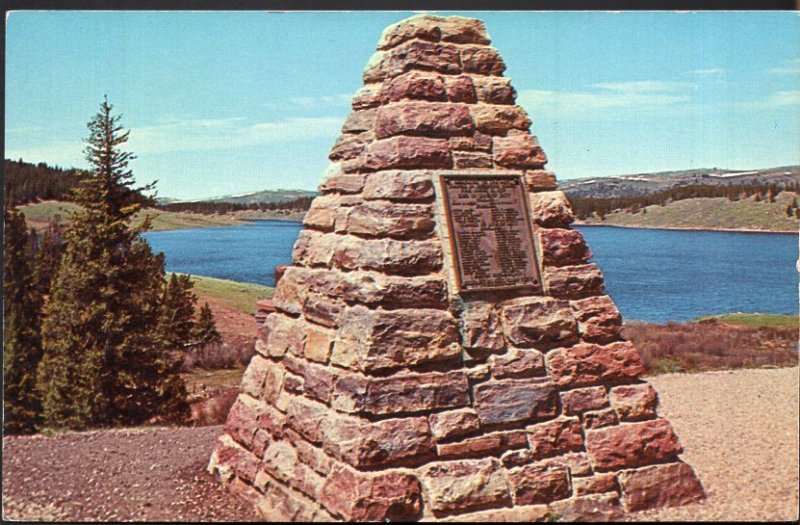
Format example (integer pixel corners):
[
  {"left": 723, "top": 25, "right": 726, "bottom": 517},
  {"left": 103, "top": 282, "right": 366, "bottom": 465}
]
[
  {"left": 559, "top": 166, "right": 800, "bottom": 198},
  {"left": 166, "top": 189, "right": 318, "bottom": 206}
]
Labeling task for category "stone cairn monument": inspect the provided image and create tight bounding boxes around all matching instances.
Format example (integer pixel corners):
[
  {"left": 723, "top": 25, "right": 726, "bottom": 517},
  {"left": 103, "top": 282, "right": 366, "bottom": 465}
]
[{"left": 209, "top": 14, "right": 704, "bottom": 521}]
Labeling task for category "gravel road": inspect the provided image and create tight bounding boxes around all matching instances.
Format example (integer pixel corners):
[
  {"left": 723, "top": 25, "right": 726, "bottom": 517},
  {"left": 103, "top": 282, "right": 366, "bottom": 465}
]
[{"left": 3, "top": 366, "right": 798, "bottom": 522}]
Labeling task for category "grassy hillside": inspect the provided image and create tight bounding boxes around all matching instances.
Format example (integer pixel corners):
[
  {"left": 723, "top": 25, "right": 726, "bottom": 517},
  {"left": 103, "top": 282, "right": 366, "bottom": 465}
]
[
  {"left": 183, "top": 274, "right": 273, "bottom": 314},
  {"left": 696, "top": 313, "right": 798, "bottom": 329},
  {"left": 17, "top": 200, "right": 247, "bottom": 231},
  {"left": 579, "top": 192, "right": 800, "bottom": 232}
]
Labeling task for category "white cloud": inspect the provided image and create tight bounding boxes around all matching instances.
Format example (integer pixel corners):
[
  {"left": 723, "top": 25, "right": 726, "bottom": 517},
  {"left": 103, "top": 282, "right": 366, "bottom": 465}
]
[
  {"left": 765, "top": 59, "right": 800, "bottom": 75},
  {"left": 687, "top": 68, "right": 728, "bottom": 76},
  {"left": 262, "top": 93, "right": 352, "bottom": 110},
  {"left": 517, "top": 80, "right": 695, "bottom": 119},
  {"left": 734, "top": 90, "right": 800, "bottom": 110}
]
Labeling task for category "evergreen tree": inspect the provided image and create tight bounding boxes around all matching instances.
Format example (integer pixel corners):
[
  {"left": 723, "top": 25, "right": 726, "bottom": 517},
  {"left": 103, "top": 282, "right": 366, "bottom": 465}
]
[
  {"left": 3, "top": 209, "right": 43, "bottom": 434},
  {"left": 192, "top": 302, "right": 222, "bottom": 346},
  {"left": 158, "top": 273, "right": 198, "bottom": 351},
  {"left": 32, "top": 216, "right": 65, "bottom": 297},
  {"left": 37, "top": 97, "right": 188, "bottom": 429}
]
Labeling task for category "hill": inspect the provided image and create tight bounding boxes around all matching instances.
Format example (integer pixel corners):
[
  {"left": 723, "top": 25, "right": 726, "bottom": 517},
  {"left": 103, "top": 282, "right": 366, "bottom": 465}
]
[
  {"left": 560, "top": 165, "right": 800, "bottom": 198},
  {"left": 166, "top": 188, "right": 317, "bottom": 206},
  {"left": 577, "top": 192, "right": 800, "bottom": 232}
]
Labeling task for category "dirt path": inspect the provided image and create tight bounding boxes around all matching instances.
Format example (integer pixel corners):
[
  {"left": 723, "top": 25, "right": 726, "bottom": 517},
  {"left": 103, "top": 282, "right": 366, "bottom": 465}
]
[{"left": 3, "top": 367, "right": 798, "bottom": 522}]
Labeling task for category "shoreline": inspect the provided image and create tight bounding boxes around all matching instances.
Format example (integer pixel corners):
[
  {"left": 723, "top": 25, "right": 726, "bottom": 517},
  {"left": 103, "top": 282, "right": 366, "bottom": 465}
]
[{"left": 573, "top": 221, "right": 798, "bottom": 235}]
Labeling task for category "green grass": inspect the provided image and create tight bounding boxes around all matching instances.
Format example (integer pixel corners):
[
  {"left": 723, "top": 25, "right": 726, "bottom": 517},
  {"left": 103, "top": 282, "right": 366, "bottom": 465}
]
[
  {"left": 585, "top": 191, "right": 800, "bottom": 232},
  {"left": 180, "top": 274, "right": 274, "bottom": 314},
  {"left": 696, "top": 313, "right": 799, "bottom": 329},
  {"left": 17, "top": 200, "right": 245, "bottom": 232}
]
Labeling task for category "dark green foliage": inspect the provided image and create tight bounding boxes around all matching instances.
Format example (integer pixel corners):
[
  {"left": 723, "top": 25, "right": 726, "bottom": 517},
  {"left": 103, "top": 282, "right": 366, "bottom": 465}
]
[
  {"left": 32, "top": 216, "right": 66, "bottom": 296},
  {"left": 156, "top": 195, "right": 313, "bottom": 215},
  {"left": 570, "top": 183, "right": 797, "bottom": 220},
  {"left": 3, "top": 158, "right": 156, "bottom": 208},
  {"left": 158, "top": 273, "right": 198, "bottom": 351},
  {"left": 3, "top": 209, "right": 44, "bottom": 434},
  {"left": 192, "top": 302, "right": 222, "bottom": 346},
  {"left": 36, "top": 98, "right": 189, "bottom": 430}
]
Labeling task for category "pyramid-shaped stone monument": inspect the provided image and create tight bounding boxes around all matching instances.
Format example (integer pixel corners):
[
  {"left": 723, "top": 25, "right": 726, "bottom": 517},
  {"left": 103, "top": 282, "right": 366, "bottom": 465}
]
[{"left": 209, "top": 14, "right": 704, "bottom": 521}]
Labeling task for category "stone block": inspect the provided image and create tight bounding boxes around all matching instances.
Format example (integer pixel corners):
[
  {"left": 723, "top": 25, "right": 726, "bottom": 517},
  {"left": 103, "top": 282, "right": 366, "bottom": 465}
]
[
  {"left": 571, "top": 295, "right": 623, "bottom": 344},
  {"left": 331, "top": 235, "right": 443, "bottom": 275},
  {"left": 243, "top": 355, "right": 285, "bottom": 404},
  {"left": 544, "top": 264, "right": 605, "bottom": 299},
  {"left": 375, "top": 101, "right": 474, "bottom": 138},
  {"left": 561, "top": 386, "right": 609, "bottom": 416},
  {"left": 500, "top": 296, "right": 578, "bottom": 348},
  {"left": 585, "top": 419, "right": 683, "bottom": 471},
  {"left": 303, "top": 325, "right": 334, "bottom": 363},
  {"left": 337, "top": 271, "right": 448, "bottom": 309},
  {"left": 302, "top": 293, "right": 343, "bottom": 328},
  {"left": 283, "top": 372, "right": 304, "bottom": 395},
  {"left": 617, "top": 462, "right": 704, "bottom": 512},
  {"left": 453, "top": 151, "right": 493, "bottom": 169},
  {"left": 380, "top": 71, "right": 447, "bottom": 103},
  {"left": 609, "top": 383, "right": 658, "bottom": 421},
  {"left": 377, "top": 14, "right": 490, "bottom": 50},
  {"left": 507, "top": 462, "right": 571, "bottom": 506},
  {"left": 283, "top": 428, "right": 332, "bottom": 475},
  {"left": 437, "top": 505, "right": 550, "bottom": 522},
  {"left": 328, "top": 130, "right": 374, "bottom": 162},
  {"left": 331, "top": 370, "right": 470, "bottom": 416},
  {"left": 319, "top": 464, "right": 423, "bottom": 521},
  {"left": 525, "top": 169, "right": 558, "bottom": 191},
  {"left": 429, "top": 408, "right": 481, "bottom": 441},
  {"left": 545, "top": 341, "right": 645, "bottom": 388},
  {"left": 351, "top": 84, "right": 381, "bottom": 109},
  {"left": 526, "top": 417, "right": 584, "bottom": 460},
  {"left": 285, "top": 396, "right": 329, "bottom": 445},
  {"left": 303, "top": 194, "right": 340, "bottom": 231},
  {"left": 363, "top": 50, "right": 391, "bottom": 83},
  {"left": 332, "top": 305, "right": 461, "bottom": 372},
  {"left": 528, "top": 190, "right": 574, "bottom": 228},
  {"left": 469, "top": 104, "right": 531, "bottom": 135},
  {"left": 572, "top": 473, "right": 619, "bottom": 497},
  {"left": 341, "top": 108, "right": 377, "bottom": 134},
  {"left": 487, "top": 347, "right": 545, "bottom": 379},
  {"left": 548, "top": 492, "right": 624, "bottom": 522},
  {"left": 364, "top": 136, "right": 452, "bottom": 171},
  {"left": 387, "top": 40, "right": 462, "bottom": 77},
  {"left": 420, "top": 458, "right": 511, "bottom": 514},
  {"left": 460, "top": 301, "right": 506, "bottom": 354},
  {"left": 460, "top": 45, "right": 506, "bottom": 75},
  {"left": 272, "top": 267, "right": 309, "bottom": 315},
  {"left": 493, "top": 134, "right": 547, "bottom": 168},
  {"left": 539, "top": 228, "right": 592, "bottom": 267},
  {"left": 473, "top": 378, "right": 558, "bottom": 426},
  {"left": 583, "top": 408, "right": 619, "bottom": 430},
  {"left": 444, "top": 75, "right": 477, "bottom": 103},
  {"left": 318, "top": 166, "right": 366, "bottom": 194},
  {"left": 449, "top": 133, "right": 493, "bottom": 152},
  {"left": 437, "top": 430, "right": 527, "bottom": 459},
  {"left": 291, "top": 230, "right": 336, "bottom": 268},
  {"left": 224, "top": 394, "right": 260, "bottom": 448},
  {"left": 361, "top": 170, "right": 434, "bottom": 201},
  {"left": 472, "top": 76, "right": 516, "bottom": 104}
]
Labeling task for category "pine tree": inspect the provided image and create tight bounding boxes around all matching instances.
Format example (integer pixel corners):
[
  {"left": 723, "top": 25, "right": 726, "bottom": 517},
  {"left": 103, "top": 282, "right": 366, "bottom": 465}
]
[
  {"left": 32, "top": 216, "right": 65, "bottom": 297},
  {"left": 158, "top": 273, "right": 198, "bottom": 351},
  {"left": 37, "top": 97, "right": 188, "bottom": 429},
  {"left": 192, "top": 302, "right": 222, "bottom": 346},
  {"left": 3, "top": 209, "right": 44, "bottom": 434}
]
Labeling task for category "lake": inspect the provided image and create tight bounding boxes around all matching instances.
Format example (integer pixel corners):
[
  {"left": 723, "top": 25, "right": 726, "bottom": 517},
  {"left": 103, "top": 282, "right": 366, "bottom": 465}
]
[{"left": 143, "top": 221, "right": 798, "bottom": 322}]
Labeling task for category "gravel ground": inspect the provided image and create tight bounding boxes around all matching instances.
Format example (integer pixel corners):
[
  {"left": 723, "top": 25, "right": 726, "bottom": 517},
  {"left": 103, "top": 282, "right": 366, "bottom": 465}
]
[{"left": 3, "top": 366, "right": 798, "bottom": 522}]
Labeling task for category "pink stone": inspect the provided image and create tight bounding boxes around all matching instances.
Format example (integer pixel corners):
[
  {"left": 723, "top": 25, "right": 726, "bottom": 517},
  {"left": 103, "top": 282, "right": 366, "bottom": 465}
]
[
  {"left": 525, "top": 417, "right": 584, "bottom": 460},
  {"left": 341, "top": 108, "right": 377, "bottom": 134},
  {"left": 609, "top": 383, "right": 658, "bottom": 421},
  {"left": 545, "top": 341, "right": 646, "bottom": 388},
  {"left": 420, "top": 458, "right": 511, "bottom": 514},
  {"left": 460, "top": 301, "right": 506, "bottom": 354},
  {"left": 224, "top": 394, "right": 260, "bottom": 448},
  {"left": 336, "top": 271, "right": 447, "bottom": 309},
  {"left": 544, "top": 264, "right": 605, "bottom": 299},
  {"left": 437, "top": 430, "right": 527, "bottom": 459},
  {"left": 473, "top": 378, "right": 558, "bottom": 426},
  {"left": 351, "top": 84, "right": 381, "bottom": 110},
  {"left": 571, "top": 295, "right": 623, "bottom": 344},
  {"left": 524, "top": 170, "right": 558, "bottom": 191},
  {"left": 572, "top": 473, "right": 619, "bottom": 497},
  {"left": 585, "top": 419, "right": 683, "bottom": 471},
  {"left": 493, "top": 134, "right": 547, "bottom": 168},
  {"left": 500, "top": 296, "right": 578, "bottom": 348},
  {"left": 448, "top": 133, "right": 493, "bottom": 152},
  {"left": 341, "top": 201, "right": 435, "bottom": 239},
  {"left": 387, "top": 40, "right": 462, "bottom": 77},
  {"left": 560, "top": 386, "right": 609, "bottom": 416},
  {"left": 302, "top": 293, "right": 343, "bottom": 328},
  {"left": 328, "top": 130, "right": 374, "bottom": 161},
  {"left": 472, "top": 76, "right": 516, "bottom": 104},
  {"left": 453, "top": 151, "right": 493, "bottom": 169},
  {"left": 506, "top": 462, "right": 570, "bottom": 505},
  {"left": 583, "top": 408, "right": 619, "bottom": 430},
  {"left": 319, "top": 465, "right": 423, "bottom": 521},
  {"left": 429, "top": 408, "right": 481, "bottom": 441},
  {"left": 364, "top": 136, "right": 452, "bottom": 171},
  {"left": 488, "top": 347, "right": 545, "bottom": 379},
  {"left": 380, "top": 71, "right": 447, "bottom": 103},
  {"left": 444, "top": 75, "right": 478, "bottom": 103},
  {"left": 539, "top": 228, "right": 593, "bottom": 267},
  {"left": 469, "top": 104, "right": 531, "bottom": 135},
  {"left": 460, "top": 45, "right": 506, "bottom": 75},
  {"left": 377, "top": 14, "right": 491, "bottom": 50},
  {"left": 375, "top": 101, "right": 474, "bottom": 139},
  {"left": 330, "top": 235, "right": 442, "bottom": 275},
  {"left": 361, "top": 170, "right": 434, "bottom": 201},
  {"left": 617, "top": 462, "right": 704, "bottom": 512},
  {"left": 548, "top": 492, "right": 624, "bottom": 522},
  {"left": 528, "top": 190, "right": 574, "bottom": 228}
]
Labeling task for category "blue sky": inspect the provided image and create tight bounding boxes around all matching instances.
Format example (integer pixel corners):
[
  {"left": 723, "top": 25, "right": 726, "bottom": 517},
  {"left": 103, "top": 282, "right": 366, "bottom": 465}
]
[{"left": 6, "top": 11, "right": 800, "bottom": 200}]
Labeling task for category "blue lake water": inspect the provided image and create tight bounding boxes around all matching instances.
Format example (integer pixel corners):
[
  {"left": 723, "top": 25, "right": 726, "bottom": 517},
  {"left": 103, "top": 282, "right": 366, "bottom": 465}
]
[{"left": 144, "top": 221, "right": 798, "bottom": 322}]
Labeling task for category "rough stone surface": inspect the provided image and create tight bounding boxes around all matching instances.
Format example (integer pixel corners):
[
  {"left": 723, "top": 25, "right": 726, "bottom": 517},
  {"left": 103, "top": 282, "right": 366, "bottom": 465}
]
[
  {"left": 617, "top": 462, "right": 704, "bottom": 512},
  {"left": 585, "top": 419, "right": 683, "bottom": 471},
  {"left": 545, "top": 341, "right": 646, "bottom": 388},
  {"left": 473, "top": 379, "right": 558, "bottom": 426},
  {"left": 213, "top": 13, "right": 702, "bottom": 521},
  {"left": 420, "top": 458, "right": 511, "bottom": 514},
  {"left": 609, "top": 383, "right": 659, "bottom": 421}
]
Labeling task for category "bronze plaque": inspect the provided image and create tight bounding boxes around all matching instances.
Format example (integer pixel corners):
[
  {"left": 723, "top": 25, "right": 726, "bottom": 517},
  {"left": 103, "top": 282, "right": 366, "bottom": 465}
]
[{"left": 441, "top": 174, "right": 542, "bottom": 293}]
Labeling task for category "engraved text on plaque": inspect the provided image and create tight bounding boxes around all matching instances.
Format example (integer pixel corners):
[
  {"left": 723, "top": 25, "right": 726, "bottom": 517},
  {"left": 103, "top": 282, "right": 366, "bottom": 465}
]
[{"left": 441, "top": 175, "right": 542, "bottom": 292}]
